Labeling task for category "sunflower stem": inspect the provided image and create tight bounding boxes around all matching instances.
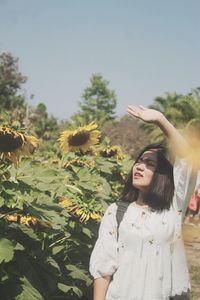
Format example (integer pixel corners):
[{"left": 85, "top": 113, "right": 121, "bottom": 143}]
[
  {"left": 60, "top": 154, "right": 64, "bottom": 168},
  {"left": 49, "top": 236, "right": 69, "bottom": 248},
  {"left": 79, "top": 149, "right": 84, "bottom": 156},
  {"left": 14, "top": 168, "right": 18, "bottom": 180}
]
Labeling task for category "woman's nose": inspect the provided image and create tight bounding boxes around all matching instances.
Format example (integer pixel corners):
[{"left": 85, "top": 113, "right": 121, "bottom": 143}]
[{"left": 136, "top": 163, "right": 145, "bottom": 171}]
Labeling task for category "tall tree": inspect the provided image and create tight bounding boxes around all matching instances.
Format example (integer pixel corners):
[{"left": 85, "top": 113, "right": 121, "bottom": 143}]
[
  {"left": 29, "top": 103, "right": 58, "bottom": 139},
  {"left": 143, "top": 89, "right": 200, "bottom": 143},
  {"left": 71, "top": 73, "right": 117, "bottom": 126},
  {"left": 0, "top": 52, "right": 26, "bottom": 111}
]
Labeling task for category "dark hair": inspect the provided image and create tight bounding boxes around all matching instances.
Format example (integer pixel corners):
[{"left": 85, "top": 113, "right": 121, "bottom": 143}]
[{"left": 120, "top": 144, "right": 174, "bottom": 211}]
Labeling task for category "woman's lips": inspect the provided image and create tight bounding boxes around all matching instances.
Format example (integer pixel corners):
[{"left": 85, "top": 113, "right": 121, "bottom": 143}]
[{"left": 133, "top": 172, "right": 143, "bottom": 178}]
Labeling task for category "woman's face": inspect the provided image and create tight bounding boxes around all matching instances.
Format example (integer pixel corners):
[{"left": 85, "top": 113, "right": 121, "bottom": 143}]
[{"left": 132, "top": 150, "right": 158, "bottom": 191}]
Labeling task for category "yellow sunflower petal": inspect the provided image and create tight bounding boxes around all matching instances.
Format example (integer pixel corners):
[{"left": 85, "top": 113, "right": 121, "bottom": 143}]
[
  {"left": 25, "top": 135, "right": 40, "bottom": 148},
  {"left": 58, "top": 122, "right": 100, "bottom": 153},
  {"left": 0, "top": 127, "right": 39, "bottom": 166}
]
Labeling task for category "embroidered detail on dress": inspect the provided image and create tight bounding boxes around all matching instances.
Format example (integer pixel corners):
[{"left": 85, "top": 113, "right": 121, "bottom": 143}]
[
  {"left": 131, "top": 223, "right": 140, "bottom": 230},
  {"left": 149, "top": 238, "right": 154, "bottom": 245},
  {"left": 110, "top": 228, "right": 117, "bottom": 238}
]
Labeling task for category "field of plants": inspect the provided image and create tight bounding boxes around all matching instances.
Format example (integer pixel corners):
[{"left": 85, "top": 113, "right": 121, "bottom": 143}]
[{"left": 0, "top": 120, "right": 133, "bottom": 299}]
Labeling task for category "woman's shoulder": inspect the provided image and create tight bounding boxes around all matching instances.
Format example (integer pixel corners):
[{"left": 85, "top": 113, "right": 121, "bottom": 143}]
[{"left": 104, "top": 202, "right": 118, "bottom": 214}]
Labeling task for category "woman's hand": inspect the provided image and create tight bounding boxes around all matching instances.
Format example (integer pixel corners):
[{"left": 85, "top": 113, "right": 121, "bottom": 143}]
[
  {"left": 127, "top": 105, "right": 189, "bottom": 157},
  {"left": 127, "top": 105, "right": 163, "bottom": 123}
]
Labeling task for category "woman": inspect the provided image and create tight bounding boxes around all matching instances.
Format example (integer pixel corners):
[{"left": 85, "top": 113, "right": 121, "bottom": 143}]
[{"left": 89, "top": 106, "right": 193, "bottom": 300}]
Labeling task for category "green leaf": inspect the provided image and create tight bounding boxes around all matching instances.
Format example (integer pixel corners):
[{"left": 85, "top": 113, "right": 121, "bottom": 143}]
[
  {"left": 64, "top": 184, "right": 83, "bottom": 195},
  {"left": 82, "top": 227, "right": 93, "bottom": 238},
  {"left": 95, "top": 193, "right": 110, "bottom": 200},
  {"left": 34, "top": 169, "right": 59, "bottom": 183},
  {"left": 0, "top": 197, "right": 4, "bottom": 207},
  {"left": 57, "top": 283, "right": 83, "bottom": 297},
  {"left": 71, "top": 286, "right": 83, "bottom": 297},
  {"left": 35, "top": 182, "right": 50, "bottom": 192},
  {"left": 57, "top": 283, "right": 72, "bottom": 293},
  {"left": 99, "top": 179, "right": 112, "bottom": 195},
  {"left": 46, "top": 257, "right": 61, "bottom": 275},
  {"left": 9, "top": 223, "right": 40, "bottom": 241},
  {"left": 0, "top": 238, "right": 14, "bottom": 263},
  {"left": 52, "top": 245, "right": 65, "bottom": 255},
  {"left": 77, "top": 182, "right": 96, "bottom": 192},
  {"left": 121, "top": 157, "right": 133, "bottom": 174},
  {"left": 76, "top": 168, "right": 92, "bottom": 181},
  {"left": 14, "top": 243, "right": 25, "bottom": 251},
  {"left": 98, "top": 164, "right": 113, "bottom": 174},
  {"left": 67, "top": 264, "right": 90, "bottom": 283},
  {"left": 16, "top": 277, "right": 43, "bottom": 300}
]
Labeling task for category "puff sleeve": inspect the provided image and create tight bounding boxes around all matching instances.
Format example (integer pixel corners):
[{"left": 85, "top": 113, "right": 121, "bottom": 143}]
[
  {"left": 89, "top": 203, "right": 119, "bottom": 279},
  {"left": 173, "top": 157, "right": 196, "bottom": 215}
]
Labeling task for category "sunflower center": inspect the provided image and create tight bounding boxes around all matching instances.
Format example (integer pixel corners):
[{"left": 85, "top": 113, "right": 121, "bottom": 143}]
[
  {"left": 0, "top": 130, "right": 24, "bottom": 152},
  {"left": 68, "top": 131, "right": 90, "bottom": 146}
]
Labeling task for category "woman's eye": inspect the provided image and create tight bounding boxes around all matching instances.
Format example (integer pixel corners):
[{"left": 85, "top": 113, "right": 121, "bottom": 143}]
[{"left": 137, "top": 159, "right": 143, "bottom": 163}]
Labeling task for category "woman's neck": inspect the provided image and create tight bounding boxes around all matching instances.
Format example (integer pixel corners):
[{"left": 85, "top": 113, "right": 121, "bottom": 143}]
[{"left": 136, "top": 191, "right": 148, "bottom": 206}]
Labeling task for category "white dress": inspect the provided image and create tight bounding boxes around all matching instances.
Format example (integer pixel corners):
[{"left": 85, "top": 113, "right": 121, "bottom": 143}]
[{"left": 89, "top": 158, "right": 193, "bottom": 300}]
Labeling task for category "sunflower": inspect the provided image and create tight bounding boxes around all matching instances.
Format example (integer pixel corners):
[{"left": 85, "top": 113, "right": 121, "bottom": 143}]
[
  {"left": 99, "top": 145, "right": 126, "bottom": 159},
  {"left": 64, "top": 158, "right": 95, "bottom": 170},
  {"left": 5, "top": 213, "right": 51, "bottom": 230},
  {"left": 59, "top": 196, "right": 102, "bottom": 223},
  {"left": 58, "top": 123, "right": 100, "bottom": 153},
  {"left": 0, "top": 126, "right": 39, "bottom": 166}
]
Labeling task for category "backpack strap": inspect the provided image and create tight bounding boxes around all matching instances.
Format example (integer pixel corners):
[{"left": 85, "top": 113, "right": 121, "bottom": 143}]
[{"left": 116, "top": 201, "right": 130, "bottom": 241}]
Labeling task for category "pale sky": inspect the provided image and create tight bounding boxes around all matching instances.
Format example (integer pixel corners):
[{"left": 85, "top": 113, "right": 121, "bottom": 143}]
[{"left": 0, "top": 0, "right": 199, "bottom": 120}]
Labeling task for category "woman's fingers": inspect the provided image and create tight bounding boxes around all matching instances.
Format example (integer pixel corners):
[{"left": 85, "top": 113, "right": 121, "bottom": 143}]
[
  {"left": 127, "top": 105, "right": 146, "bottom": 112},
  {"left": 127, "top": 105, "right": 144, "bottom": 117},
  {"left": 127, "top": 106, "right": 139, "bottom": 115},
  {"left": 127, "top": 111, "right": 139, "bottom": 117},
  {"left": 127, "top": 106, "right": 142, "bottom": 118},
  {"left": 127, "top": 105, "right": 140, "bottom": 113}
]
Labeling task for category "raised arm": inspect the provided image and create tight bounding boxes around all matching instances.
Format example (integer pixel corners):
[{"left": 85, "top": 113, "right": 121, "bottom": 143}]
[{"left": 127, "top": 105, "right": 189, "bottom": 157}]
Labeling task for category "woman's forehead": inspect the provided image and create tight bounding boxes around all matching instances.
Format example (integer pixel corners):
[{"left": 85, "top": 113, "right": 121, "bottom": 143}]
[{"left": 140, "top": 150, "right": 158, "bottom": 160}]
